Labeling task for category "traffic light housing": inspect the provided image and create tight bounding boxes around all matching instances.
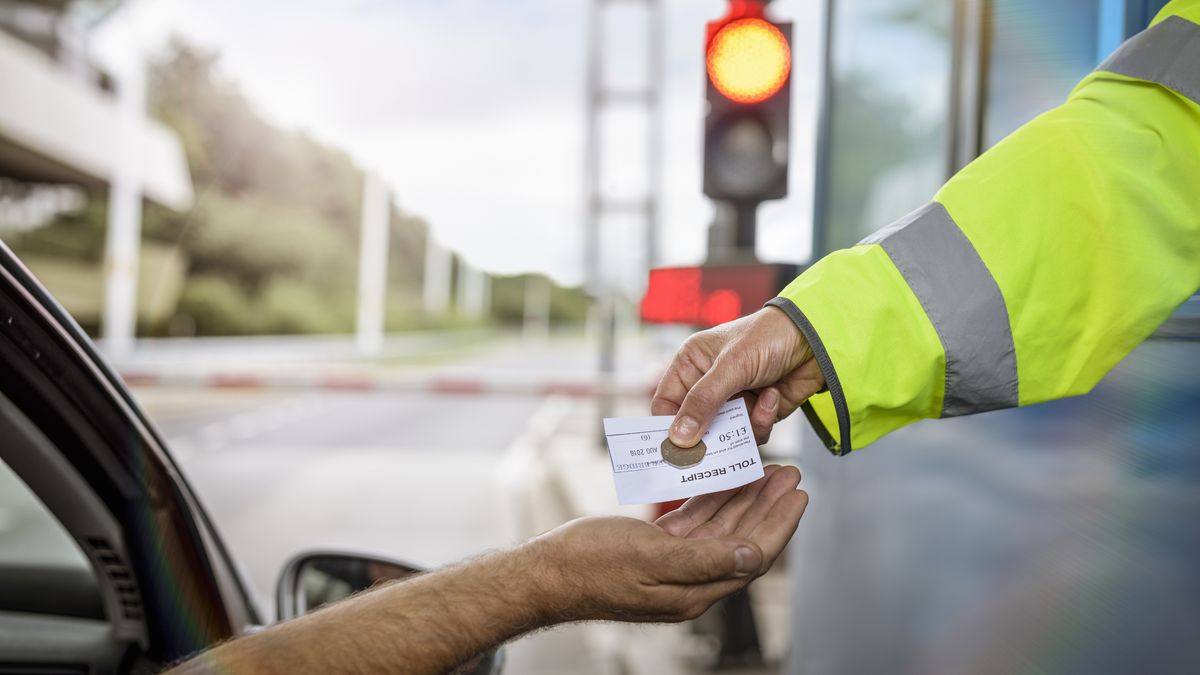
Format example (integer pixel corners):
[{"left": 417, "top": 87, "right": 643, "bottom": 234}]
[
  {"left": 703, "top": 1, "right": 792, "bottom": 204},
  {"left": 639, "top": 1, "right": 798, "bottom": 330}
]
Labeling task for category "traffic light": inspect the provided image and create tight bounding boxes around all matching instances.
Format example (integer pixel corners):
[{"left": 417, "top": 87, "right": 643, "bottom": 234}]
[
  {"left": 703, "top": 1, "right": 792, "bottom": 207},
  {"left": 639, "top": 1, "right": 798, "bottom": 330}
]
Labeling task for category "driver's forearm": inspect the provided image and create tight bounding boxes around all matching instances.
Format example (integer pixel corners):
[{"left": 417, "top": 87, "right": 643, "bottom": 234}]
[{"left": 168, "top": 542, "right": 562, "bottom": 675}]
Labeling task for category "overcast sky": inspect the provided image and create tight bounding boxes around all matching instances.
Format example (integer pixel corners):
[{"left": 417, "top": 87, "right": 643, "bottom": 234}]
[{"left": 100, "top": 0, "right": 822, "bottom": 288}]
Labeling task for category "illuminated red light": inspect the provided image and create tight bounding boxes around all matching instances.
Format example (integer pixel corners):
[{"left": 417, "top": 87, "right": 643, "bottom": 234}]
[
  {"left": 706, "top": 18, "right": 791, "bottom": 104},
  {"left": 701, "top": 289, "right": 742, "bottom": 326},
  {"left": 641, "top": 264, "right": 790, "bottom": 327}
]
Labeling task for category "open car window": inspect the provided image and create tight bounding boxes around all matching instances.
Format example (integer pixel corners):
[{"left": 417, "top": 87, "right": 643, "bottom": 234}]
[{"left": 0, "top": 452, "right": 103, "bottom": 621}]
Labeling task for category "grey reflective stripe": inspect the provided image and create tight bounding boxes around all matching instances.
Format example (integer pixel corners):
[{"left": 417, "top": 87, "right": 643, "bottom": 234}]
[
  {"left": 860, "top": 202, "right": 1018, "bottom": 417},
  {"left": 1097, "top": 15, "right": 1200, "bottom": 106}
]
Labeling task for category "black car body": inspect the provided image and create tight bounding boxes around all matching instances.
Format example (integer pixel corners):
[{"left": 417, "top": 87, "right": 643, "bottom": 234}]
[{"left": 0, "top": 240, "right": 256, "bottom": 672}]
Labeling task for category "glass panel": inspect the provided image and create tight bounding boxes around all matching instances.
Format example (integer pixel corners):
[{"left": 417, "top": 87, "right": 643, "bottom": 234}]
[
  {"left": 982, "top": 0, "right": 1103, "bottom": 147},
  {"left": 0, "top": 453, "right": 100, "bottom": 619},
  {"left": 819, "top": 0, "right": 954, "bottom": 253},
  {"left": 0, "top": 457, "right": 90, "bottom": 569},
  {"left": 789, "top": 338, "right": 1200, "bottom": 673}
]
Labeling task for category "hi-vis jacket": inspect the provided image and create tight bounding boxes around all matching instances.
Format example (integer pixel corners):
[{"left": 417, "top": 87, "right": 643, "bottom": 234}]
[{"left": 768, "top": 0, "right": 1200, "bottom": 455}]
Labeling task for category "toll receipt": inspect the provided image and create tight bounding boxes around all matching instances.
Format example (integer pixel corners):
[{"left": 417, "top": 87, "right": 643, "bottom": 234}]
[{"left": 604, "top": 398, "right": 764, "bottom": 505}]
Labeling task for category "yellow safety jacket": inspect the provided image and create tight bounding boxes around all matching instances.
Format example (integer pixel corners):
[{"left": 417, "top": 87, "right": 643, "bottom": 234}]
[{"left": 768, "top": 0, "right": 1200, "bottom": 455}]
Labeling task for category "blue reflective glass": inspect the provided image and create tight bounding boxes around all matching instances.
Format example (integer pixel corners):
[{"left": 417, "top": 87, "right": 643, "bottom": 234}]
[
  {"left": 983, "top": 0, "right": 1104, "bottom": 146},
  {"left": 818, "top": 0, "right": 953, "bottom": 253}
]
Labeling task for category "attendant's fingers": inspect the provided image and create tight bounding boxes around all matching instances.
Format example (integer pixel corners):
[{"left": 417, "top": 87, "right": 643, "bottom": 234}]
[
  {"left": 684, "top": 465, "right": 780, "bottom": 540},
  {"left": 733, "top": 465, "right": 801, "bottom": 538},
  {"left": 670, "top": 355, "right": 748, "bottom": 448},
  {"left": 750, "top": 387, "right": 780, "bottom": 444},
  {"left": 651, "top": 342, "right": 715, "bottom": 416},
  {"left": 650, "top": 371, "right": 684, "bottom": 416},
  {"left": 775, "top": 360, "right": 825, "bottom": 421}
]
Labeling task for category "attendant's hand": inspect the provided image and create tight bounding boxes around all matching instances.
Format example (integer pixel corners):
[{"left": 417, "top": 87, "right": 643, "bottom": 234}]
[
  {"left": 529, "top": 464, "right": 807, "bottom": 623},
  {"left": 652, "top": 307, "right": 824, "bottom": 447}
]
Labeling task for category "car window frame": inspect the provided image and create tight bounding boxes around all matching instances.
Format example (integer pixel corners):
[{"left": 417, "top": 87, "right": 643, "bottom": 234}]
[{"left": 0, "top": 240, "right": 260, "bottom": 659}]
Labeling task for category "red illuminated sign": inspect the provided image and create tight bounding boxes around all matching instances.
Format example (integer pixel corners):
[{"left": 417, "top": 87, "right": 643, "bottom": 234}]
[{"left": 640, "top": 263, "right": 797, "bottom": 327}]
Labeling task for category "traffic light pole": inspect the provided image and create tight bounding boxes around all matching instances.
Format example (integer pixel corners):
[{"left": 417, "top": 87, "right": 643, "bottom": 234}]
[
  {"left": 734, "top": 201, "right": 759, "bottom": 254},
  {"left": 706, "top": 200, "right": 760, "bottom": 263}
]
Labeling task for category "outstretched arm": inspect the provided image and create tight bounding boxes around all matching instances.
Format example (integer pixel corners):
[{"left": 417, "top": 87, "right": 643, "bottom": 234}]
[{"left": 167, "top": 465, "right": 807, "bottom": 675}]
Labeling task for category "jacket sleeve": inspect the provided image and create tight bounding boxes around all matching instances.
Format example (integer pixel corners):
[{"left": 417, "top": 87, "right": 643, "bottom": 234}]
[{"left": 770, "top": 0, "right": 1200, "bottom": 455}]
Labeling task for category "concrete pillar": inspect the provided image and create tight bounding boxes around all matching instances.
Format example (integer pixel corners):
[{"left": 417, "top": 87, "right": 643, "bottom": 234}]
[
  {"left": 523, "top": 275, "right": 551, "bottom": 342},
  {"left": 480, "top": 272, "right": 492, "bottom": 319},
  {"left": 457, "top": 263, "right": 486, "bottom": 319},
  {"left": 355, "top": 171, "right": 390, "bottom": 355},
  {"left": 101, "top": 57, "right": 146, "bottom": 358},
  {"left": 423, "top": 235, "right": 452, "bottom": 315}
]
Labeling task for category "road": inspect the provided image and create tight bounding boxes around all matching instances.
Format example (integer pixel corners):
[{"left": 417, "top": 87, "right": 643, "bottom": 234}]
[
  {"left": 128, "top": 331, "right": 669, "bottom": 674},
  {"left": 145, "top": 388, "right": 543, "bottom": 595}
]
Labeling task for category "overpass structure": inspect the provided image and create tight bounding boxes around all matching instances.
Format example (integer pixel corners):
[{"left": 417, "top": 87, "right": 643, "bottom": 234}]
[{"left": 0, "top": 0, "right": 192, "bottom": 354}]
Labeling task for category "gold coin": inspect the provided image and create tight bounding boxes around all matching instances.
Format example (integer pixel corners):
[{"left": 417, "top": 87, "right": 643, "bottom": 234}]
[{"left": 660, "top": 438, "right": 707, "bottom": 469}]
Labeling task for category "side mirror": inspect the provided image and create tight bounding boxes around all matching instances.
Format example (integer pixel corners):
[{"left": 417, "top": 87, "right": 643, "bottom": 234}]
[
  {"left": 276, "top": 550, "right": 422, "bottom": 619},
  {"left": 275, "top": 551, "right": 504, "bottom": 674}
]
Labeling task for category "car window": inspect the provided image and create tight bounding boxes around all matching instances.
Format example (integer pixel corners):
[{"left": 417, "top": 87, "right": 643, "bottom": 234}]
[{"left": 0, "top": 453, "right": 103, "bottom": 620}]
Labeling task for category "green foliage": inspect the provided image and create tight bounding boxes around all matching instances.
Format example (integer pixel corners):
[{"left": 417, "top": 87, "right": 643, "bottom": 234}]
[
  {"left": 176, "top": 274, "right": 355, "bottom": 335},
  {"left": 184, "top": 193, "right": 357, "bottom": 292},
  {"left": 175, "top": 275, "right": 259, "bottom": 335},
  {"left": 489, "top": 273, "right": 589, "bottom": 326},
  {"left": 5, "top": 194, "right": 109, "bottom": 263},
  {"left": 258, "top": 279, "right": 354, "bottom": 334},
  {"left": 8, "top": 38, "right": 586, "bottom": 337},
  {"left": 140, "top": 39, "right": 428, "bottom": 335},
  {"left": 149, "top": 41, "right": 364, "bottom": 232}
]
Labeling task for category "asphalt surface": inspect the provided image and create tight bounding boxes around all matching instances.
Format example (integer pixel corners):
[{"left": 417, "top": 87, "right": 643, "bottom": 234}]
[{"left": 137, "top": 386, "right": 543, "bottom": 593}]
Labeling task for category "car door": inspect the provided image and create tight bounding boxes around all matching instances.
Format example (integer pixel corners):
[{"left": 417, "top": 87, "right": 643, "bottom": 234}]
[{"left": 0, "top": 239, "right": 258, "bottom": 671}]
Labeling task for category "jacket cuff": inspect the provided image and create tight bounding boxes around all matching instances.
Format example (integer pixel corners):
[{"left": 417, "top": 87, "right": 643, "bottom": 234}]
[{"left": 764, "top": 297, "right": 852, "bottom": 456}]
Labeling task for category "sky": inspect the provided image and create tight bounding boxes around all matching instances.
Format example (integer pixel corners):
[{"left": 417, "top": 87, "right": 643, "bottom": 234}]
[{"left": 96, "top": 0, "right": 822, "bottom": 289}]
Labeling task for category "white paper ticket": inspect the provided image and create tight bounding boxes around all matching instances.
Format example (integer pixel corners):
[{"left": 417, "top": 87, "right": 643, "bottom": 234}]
[{"left": 604, "top": 398, "right": 764, "bottom": 505}]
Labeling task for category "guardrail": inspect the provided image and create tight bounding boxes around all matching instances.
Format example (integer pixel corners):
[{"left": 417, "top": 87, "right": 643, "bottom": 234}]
[{"left": 119, "top": 370, "right": 656, "bottom": 399}]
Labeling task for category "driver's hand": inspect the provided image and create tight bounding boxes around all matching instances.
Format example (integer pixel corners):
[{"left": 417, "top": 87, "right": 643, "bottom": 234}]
[
  {"left": 529, "top": 464, "right": 807, "bottom": 623},
  {"left": 652, "top": 307, "right": 824, "bottom": 447}
]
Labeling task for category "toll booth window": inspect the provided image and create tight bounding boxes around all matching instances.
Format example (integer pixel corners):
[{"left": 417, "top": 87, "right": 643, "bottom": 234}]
[
  {"left": 982, "top": 0, "right": 1107, "bottom": 147},
  {"left": 819, "top": 0, "right": 953, "bottom": 253}
]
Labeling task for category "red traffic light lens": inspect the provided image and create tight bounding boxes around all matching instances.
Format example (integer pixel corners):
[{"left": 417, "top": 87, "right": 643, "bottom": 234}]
[{"left": 706, "top": 18, "right": 791, "bottom": 104}]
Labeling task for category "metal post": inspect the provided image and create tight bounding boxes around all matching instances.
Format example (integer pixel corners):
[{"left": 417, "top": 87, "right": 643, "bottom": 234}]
[
  {"left": 458, "top": 262, "right": 485, "bottom": 319},
  {"left": 355, "top": 171, "right": 390, "bottom": 356},
  {"left": 734, "top": 202, "right": 759, "bottom": 256},
  {"left": 946, "top": 0, "right": 987, "bottom": 177},
  {"left": 646, "top": 0, "right": 664, "bottom": 272},
  {"left": 810, "top": 0, "right": 837, "bottom": 258},
  {"left": 101, "top": 56, "right": 146, "bottom": 359},
  {"left": 582, "top": 0, "right": 602, "bottom": 298}
]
